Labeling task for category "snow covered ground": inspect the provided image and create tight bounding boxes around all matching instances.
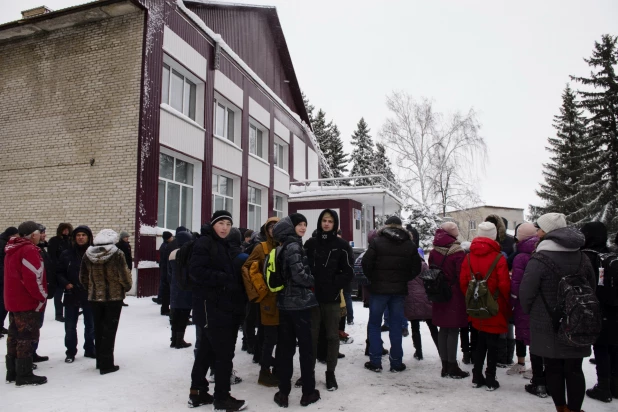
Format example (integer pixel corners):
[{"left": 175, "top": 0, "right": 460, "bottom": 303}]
[{"left": 2, "top": 297, "right": 613, "bottom": 412}]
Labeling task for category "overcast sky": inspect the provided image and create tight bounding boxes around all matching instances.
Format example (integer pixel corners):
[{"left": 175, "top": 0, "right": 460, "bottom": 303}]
[{"left": 3, "top": 0, "right": 617, "bottom": 214}]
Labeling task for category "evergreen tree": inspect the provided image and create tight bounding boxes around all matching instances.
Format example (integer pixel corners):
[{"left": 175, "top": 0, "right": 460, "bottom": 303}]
[
  {"left": 327, "top": 124, "right": 349, "bottom": 181},
  {"left": 532, "top": 85, "right": 592, "bottom": 221},
  {"left": 312, "top": 109, "right": 332, "bottom": 157},
  {"left": 571, "top": 35, "right": 618, "bottom": 232},
  {"left": 406, "top": 207, "right": 441, "bottom": 250},
  {"left": 302, "top": 90, "right": 315, "bottom": 126},
  {"left": 349, "top": 118, "right": 375, "bottom": 186},
  {"left": 372, "top": 142, "right": 396, "bottom": 187}
]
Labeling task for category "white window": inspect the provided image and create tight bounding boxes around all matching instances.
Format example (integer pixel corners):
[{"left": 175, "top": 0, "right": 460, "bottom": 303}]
[
  {"left": 212, "top": 174, "right": 234, "bottom": 214},
  {"left": 214, "top": 98, "right": 236, "bottom": 142},
  {"left": 273, "top": 195, "right": 284, "bottom": 218},
  {"left": 249, "top": 123, "right": 264, "bottom": 158},
  {"left": 470, "top": 220, "right": 477, "bottom": 230},
  {"left": 248, "top": 186, "right": 262, "bottom": 232},
  {"left": 158, "top": 153, "right": 194, "bottom": 230},
  {"left": 162, "top": 63, "right": 196, "bottom": 121},
  {"left": 274, "top": 141, "right": 287, "bottom": 171}
]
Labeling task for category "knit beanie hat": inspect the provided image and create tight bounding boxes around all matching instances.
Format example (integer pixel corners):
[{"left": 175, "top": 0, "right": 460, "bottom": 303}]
[
  {"left": 18, "top": 221, "right": 40, "bottom": 237},
  {"left": 211, "top": 210, "right": 233, "bottom": 226},
  {"left": 476, "top": 222, "right": 497, "bottom": 240},
  {"left": 516, "top": 223, "right": 537, "bottom": 241},
  {"left": 385, "top": 216, "right": 402, "bottom": 226},
  {"left": 3, "top": 227, "right": 18, "bottom": 237},
  {"left": 536, "top": 213, "right": 567, "bottom": 234},
  {"left": 162, "top": 231, "right": 173, "bottom": 241},
  {"left": 289, "top": 213, "right": 308, "bottom": 227},
  {"left": 441, "top": 222, "right": 459, "bottom": 238},
  {"left": 93, "top": 229, "right": 118, "bottom": 246},
  {"left": 119, "top": 231, "right": 130, "bottom": 240}
]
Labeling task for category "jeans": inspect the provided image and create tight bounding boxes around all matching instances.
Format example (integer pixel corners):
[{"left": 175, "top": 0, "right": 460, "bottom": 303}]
[
  {"left": 384, "top": 305, "right": 408, "bottom": 329},
  {"left": 368, "top": 294, "right": 405, "bottom": 368},
  {"left": 91, "top": 301, "right": 123, "bottom": 370},
  {"left": 343, "top": 291, "right": 354, "bottom": 323},
  {"left": 311, "top": 303, "right": 340, "bottom": 372},
  {"left": 593, "top": 344, "right": 618, "bottom": 379},
  {"left": 473, "top": 331, "right": 501, "bottom": 380},
  {"left": 277, "top": 309, "right": 315, "bottom": 396},
  {"left": 544, "top": 357, "right": 585, "bottom": 411},
  {"left": 65, "top": 305, "right": 95, "bottom": 357}
]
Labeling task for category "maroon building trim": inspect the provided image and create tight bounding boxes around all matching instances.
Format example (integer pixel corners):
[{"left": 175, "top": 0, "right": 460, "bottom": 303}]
[
  {"left": 268, "top": 111, "right": 275, "bottom": 216},
  {"left": 288, "top": 130, "right": 295, "bottom": 182},
  {"left": 305, "top": 143, "right": 309, "bottom": 180},
  {"left": 239, "top": 77, "right": 250, "bottom": 228},
  {"left": 202, "top": 50, "right": 216, "bottom": 223},
  {"left": 288, "top": 199, "right": 362, "bottom": 242}
]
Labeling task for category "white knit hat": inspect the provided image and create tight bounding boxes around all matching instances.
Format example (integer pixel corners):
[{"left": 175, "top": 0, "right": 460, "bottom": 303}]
[
  {"left": 536, "top": 213, "right": 567, "bottom": 234},
  {"left": 93, "top": 229, "right": 118, "bottom": 246},
  {"left": 476, "top": 222, "right": 497, "bottom": 240}
]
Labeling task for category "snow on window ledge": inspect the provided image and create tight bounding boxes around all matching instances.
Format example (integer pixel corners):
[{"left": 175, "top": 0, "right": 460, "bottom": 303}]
[
  {"left": 249, "top": 153, "right": 269, "bottom": 166},
  {"left": 140, "top": 225, "right": 166, "bottom": 236},
  {"left": 137, "top": 260, "right": 159, "bottom": 269},
  {"left": 214, "top": 134, "right": 243, "bottom": 153}
]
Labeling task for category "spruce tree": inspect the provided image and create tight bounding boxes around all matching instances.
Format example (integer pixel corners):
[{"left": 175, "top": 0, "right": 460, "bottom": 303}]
[
  {"left": 571, "top": 35, "right": 618, "bottom": 232},
  {"left": 372, "top": 142, "right": 396, "bottom": 187},
  {"left": 349, "top": 118, "right": 375, "bottom": 186},
  {"left": 327, "top": 124, "right": 349, "bottom": 182},
  {"left": 302, "top": 90, "right": 315, "bottom": 126},
  {"left": 532, "top": 85, "right": 592, "bottom": 221}
]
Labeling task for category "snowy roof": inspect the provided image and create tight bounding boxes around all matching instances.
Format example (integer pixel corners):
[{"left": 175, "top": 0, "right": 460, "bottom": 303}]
[{"left": 289, "top": 185, "right": 404, "bottom": 214}]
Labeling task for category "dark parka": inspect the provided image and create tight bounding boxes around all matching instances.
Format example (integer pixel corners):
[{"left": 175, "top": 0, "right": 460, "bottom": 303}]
[
  {"left": 38, "top": 241, "right": 56, "bottom": 299},
  {"left": 189, "top": 224, "right": 246, "bottom": 328},
  {"left": 272, "top": 216, "right": 318, "bottom": 311},
  {"left": 361, "top": 224, "right": 422, "bottom": 295},
  {"left": 47, "top": 223, "right": 73, "bottom": 266},
  {"left": 520, "top": 227, "right": 596, "bottom": 359},
  {"left": 56, "top": 225, "right": 93, "bottom": 307},
  {"left": 168, "top": 231, "right": 194, "bottom": 310},
  {"left": 115, "top": 239, "right": 133, "bottom": 270},
  {"left": 0, "top": 231, "right": 10, "bottom": 287},
  {"left": 304, "top": 209, "right": 354, "bottom": 304}
]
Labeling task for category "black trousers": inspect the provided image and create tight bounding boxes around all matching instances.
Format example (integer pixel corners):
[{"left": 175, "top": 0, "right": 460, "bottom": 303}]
[
  {"left": 277, "top": 309, "right": 315, "bottom": 396},
  {"left": 460, "top": 322, "right": 478, "bottom": 353},
  {"left": 531, "top": 353, "right": 545, "bottom": 385},
  {"left": 243, "top": 302, "right": 259, "bottom": 350},
  {"left": 0, "top": 281, "right": 7, "bottom": 329},
  {"left": 260, "top": 325, "right": 278, "bottom": 371},
  {"left": 54, "top": 287, "right": 64, "bottom": 317},
  {"left": 170, "top": 308, "right": 191, "bottom": 339},
  {"left": 544, "top": 357, "right": 585, "bottom": 411},
  {"left": 411, "top": 319, "right": 439, "bottom": 353},
  {"left": 593, "top": 344, "right": 618, "bottom": 379},
  {"left": 91, "top": 301, "right": 123, "bottom": 370},
  {"left": 158, "top": 269, "right": 170, "bottom": 315},
  {"left": 516, "top": 339, "right": 527, "bottom": 358},
  {"left": 473, "top": 331, "right": 500, "bottom": 380}
]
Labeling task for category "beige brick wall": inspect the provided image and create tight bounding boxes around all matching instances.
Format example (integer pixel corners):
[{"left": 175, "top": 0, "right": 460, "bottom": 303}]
[{"left": 0, "top": 11, "right": 144, "bottom": 242}]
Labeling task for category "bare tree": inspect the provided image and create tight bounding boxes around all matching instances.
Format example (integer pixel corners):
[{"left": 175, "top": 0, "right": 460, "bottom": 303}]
[{"left": 380, "top": 91, "right": 487, "bottom": 215}]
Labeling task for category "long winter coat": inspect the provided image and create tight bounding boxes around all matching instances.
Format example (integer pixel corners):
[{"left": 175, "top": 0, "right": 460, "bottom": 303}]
[
  {"left": 116, "top": 240, "right": 133, "bottom": 270},
  {"left": 404, "top": 261, "right": 432, "bottom": 320},
  {"left": 272, "top": 216, "right": 318, "bottom": 311},
  {"left": 242, "top": 216, "right": 280, "bottom": 325},
  {"left": 189, "top": 224, "right": 246, "bottom": 328},
  {"left": 304, "top": 209, "right": 355, "bottom": 304},
  {"left": 80, "top": 245, "right": 132, "bottom": 302},
  {"left": 39, "top": 242, "right": 56, "bottom": 299},
  {"left": 168, "top": 232, "right": 194, "bottom": 310},
  {"left": 4, "top": 237, "right": 48, "bottom": 312},
  {"left": 362, "top": 224, "right": 421, "bottom": 296},
  {"left": 510, "top": 236, "right": 538, "bottom": 345},
  {"left": 459, "top": 236, "right": 511, "bottom": 334},
  {"left": 430, "top": 230, "right": 468, "bottom": 328},
  {"left": 520, "top": 227, "right": 595, "bottom": 359},
  {"left": 47, "top": 223, "right": 73, "bottom": 267}
]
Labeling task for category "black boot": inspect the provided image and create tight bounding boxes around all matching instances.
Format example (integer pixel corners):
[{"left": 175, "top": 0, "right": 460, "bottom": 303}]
[
  {"left": 326, "top": 371, "right": 338, "bottom": 391},
  {"left": 462, "top": 351, "right": 472, "bottom": 365},
  {"left": 611, "top": 377, "right": 618, "bottom": 399},
  {"left": 472, "top": 371, "right": 485, "bottom": 388},
  {"left": 413, "top": 350, "right": 423, "bottom": 360},
  {"left": 258, "top": 369, "right": 279, "bottom": 387},
  {"left": 15, "top": 357, "right": 47, "bottom": 386},
  {"left": 300, "top": 389, "right": 320, "bottom": 406},
  {"left": 441, "top": 360, "right": 448, "bottom": 378},
  {"left": 5, "top": 355, "right": 16, "bottom": 384},
  {"left": 188, "top": 388, "right": 214, "bottom": 408},
  {"left": 32, "top": 352, "right": 49, "bottom": 363},
  {"left": 586, "top": 379, "right": 612, "bottom": 403},
  {"left": 485, "top": 374, "right": 500, "bottom": 391},
  {"left": 447, "top": 362, "right": 470, "bottom": 379},
  {"left": 174, "top": 333, "right": 192, "bottom": 349},
  {"left": 213, "top": 395, "right": 246, "bottom": 411},
  {"left": 525, "top": 380, "right": 548, "bottom": 398},
  {"left": 274, "top": 392, "right": 289, "bottom": 408}
]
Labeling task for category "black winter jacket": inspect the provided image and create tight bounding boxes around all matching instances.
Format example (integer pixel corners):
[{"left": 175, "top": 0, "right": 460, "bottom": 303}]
[
  {"left": 304, "top": 209, "right": 354, "bottom": 303},
  {"left": 116, "top": 240, "right": 133, "bottom": 270},
  {"left": 273, "top": 216, "right": 318, "bottom": 311},
  {"left": 0, "top": 232, "right": 10, "bottom": 286},
  {"left": 56, "top": 226, "right": 93, "bottom": 307},
  {"left": 362, "top": 224, "right": 422, "bottom": 295},
  {"left": 48, "top": 235, "right": 72, "bottom": 266},
  {"left": 189, "top": 224, "right": 246, "bottom": 328},
  {"left": 38, "top": 242, "right": 56, "bottom": 299}
]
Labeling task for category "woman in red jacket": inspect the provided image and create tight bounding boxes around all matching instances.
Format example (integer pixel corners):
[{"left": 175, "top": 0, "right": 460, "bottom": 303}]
[{"left": 459, "top": 222, "right": 511, "bottom": 391}]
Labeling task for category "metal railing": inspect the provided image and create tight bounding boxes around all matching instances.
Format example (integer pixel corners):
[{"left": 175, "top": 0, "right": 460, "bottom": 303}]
[{"left": 290, "top": 174, "right": 401, "bottom": 196}]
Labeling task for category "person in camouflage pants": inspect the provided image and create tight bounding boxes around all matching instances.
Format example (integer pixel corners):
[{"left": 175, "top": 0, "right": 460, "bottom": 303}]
[{"left": 6, "top": 311, "right": 41, "bottom": 359}]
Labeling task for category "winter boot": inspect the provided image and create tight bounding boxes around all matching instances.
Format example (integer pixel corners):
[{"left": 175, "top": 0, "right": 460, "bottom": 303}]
[
  {"left": 274, "top": 392, "right": 289, "bottom": 408},
  {"left": 188, "top": 388, "right": 214, "bottom": 408},
  {"left": 485, "top": 374, "right": 500, "bottom": 391},
  {"left": 390, "top": 363, "right": 407, "bottom": 373},
  {"left": 364, "top": 362, "right": 382, "bottom": 373},
  {"left": 611, "top": 377, "right": 618, "bottom": 399},
  {"left": 462, "top": 351, "right": 472, "bottom": 365},
  {"left": 15, "top": 358, "right": 47, "bottom": 387},
  {"left": 441, "top": 360, "right": 448, "bottom": 378},
  {"left": 295, "top": 377, "right": 303, "bottom": 388},
  {"left": 402, "top": 328, "right": 409, "bottom": 337},
  {"left": 472, "top": 373, "right": 485, "bottom": 388},
  {"left": 213, "top": 395, "right": 246, "bottom": 411},
  {"left": 174, "top": 333, "right": 192, "bottom": 349},
  {"left": 300, "top": 389, "right": 321, "bottom": 407},
  {"left": 586, "top": 379, "right": 612, "bottom": 403},
  {"left": 258, "top": 369, "right": 279, "bottom": 387},
  {"left": 32, "top": 352, "right": 49, "bottom": 363},
  {"left": 5, "top": 355, "right": 16, "bottom": 384},
  {"left": 100, "top": 365, "right": 120, "bottom": 375},
  {"left": 380, "top": 324, "right": 389, "bottom": 332},
  {"left": 506, "top": 338, "right": 515, "bottom": 366},
  {"left": 413, "top": 350, "right": 423, "bottom": 360},
  {"left": 447, "top": 362, "right": 470, "bottom": 379},
  {"left": 325, "top": 371, "right": 338, "bottom": 391}
]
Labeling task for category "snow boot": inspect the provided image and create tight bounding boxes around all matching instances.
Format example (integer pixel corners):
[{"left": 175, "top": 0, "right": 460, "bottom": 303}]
[
  {"left": 441, "top": 360, "right": 448, "bottom": 378},
  {"left": 274, "top": 392, "right": 289, "bottom": 408},
  {"left": 100, "top": 365, "right": 120, "bottom": 375},
  {"left": 447, "top": 362, "right": 470, "bottom": 379},
  {"left": 525, "top": 381, "right": 548, "bottom": 398},
  {"left": 402, "top": 328, "right": 409, "bottom": 337},
  {"left": 300, "top": 389, "right": 320, "bottom": 407},
  {"left": 586, "top": 379, "right": 612, "bottom": 403},
  {"left": 462, "top": 351, "right": 472, "bottom": 365},
  {"left": 364, "top": 362, "right": 382, "bottom": 373},
  {"left": 32, "top": 352, "right": 49, "bottom": 363},
  {"left": 485, "top": 374, "right": 500, "bottom": 391},
  {"left": 380, "top": 324, "right": 389, "bottom": 332},
  {"left": 15, "top": 358, "right": 47, "bottom": 387},
  {"left": 413, "top": 350, "right": 423, "bottom": 360},
  {"left": 472, "top": 373, "right": 485, "bottom": 388},
  {"left": 589, "top": 358, "right": 596, "bottom": 364},
  {"left": 295, "top": 377, "right": 303, "bottom": 388},
  {"left": 390, "top": 363, "right": 407, "bottom": 373},
  {"left": 611, "top": 377, "right": 618, "bottom": 399},
  {"left": 188, "top": 388, "right": 214, "bottom": 408},
  {"left": 5, "top": 355, "right": 16, "bottom": 384},
  {"left": 325, "top": 371, "right": 338, "bottom": 391},
  {"left": 258, "top": 369, "right": 279, "bottom": 387},
  {"left": 174, "top": 333, "right": 192, "bottom": 349},
  {"left": 213, "top": 395, "right": 246, "bottom": 411}
]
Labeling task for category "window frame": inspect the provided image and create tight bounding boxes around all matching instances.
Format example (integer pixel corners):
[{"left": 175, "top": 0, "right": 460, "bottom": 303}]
[
  {"left": 212, "top": 173, "right": 234, "bottom": 214},
  {"left": 273, "top": 194, "right": 284, "bottom": 218},
  {"left": 273, "top": 138, "right": 288, "bottom": 172},
  {"left": 247, "top": 186, "right": 263, "bottom": 232},
  {"left": 158, "top": 153, "right": 195, "bottom": 230},
  {"left": 213, "top": 96, "right": 239, "bottom": 144},
  {"left": 249, "top": 122, "right": 265, "bottom": 159},
  {"left": 161, "top": 61, "right": 198, "bottom": 121}
]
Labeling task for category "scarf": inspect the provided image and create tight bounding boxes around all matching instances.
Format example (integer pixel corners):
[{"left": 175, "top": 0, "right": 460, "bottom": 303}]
[{"left": 433, "top": 240, "right": 464, "bottom": 256}]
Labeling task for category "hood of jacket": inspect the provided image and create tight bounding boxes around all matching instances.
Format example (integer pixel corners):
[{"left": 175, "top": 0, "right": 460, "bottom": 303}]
[
  {"left": 5, "top": 236, "right": 36, "bottom": 256},
  {"left": 56, "top": 223, "right": 74, "bottom": 238},
  {"left": 485, "top": 214, "right": 507, "bottom": 242},
  {"left": 273, "top": 216, "right": 301, "bottom": 244},
  {"left": 377, "top": 224, "right": 411, "bottom": 243},
  {"left": 176, "top": 231, "right": 193, "bottom": 248},
  {"left": 315, "top": 209, "right": 340, "bottom": 243},
  {"left": 470, "top": 236, "right": 501, "bottom": 257},
  {"left": 517, "top": 235, "right": 539, "bottom": 255},
  {"left": 581, "top": 221, "right": 608, "bottom": 251},
  {"left": 433, "top": 228, "right": 457, "bottom": 248},
  {"left": 72, "top": 225, "right": 94, "bottom": 246},
  {"left": 537, "top": 227, "right": 585, "bottom": 253},
  {"left": 85, "top": 244, "right": 119, "bottom": 263},
  {"left": 264, "top": 216, "right": 280, "bottom": 246}
]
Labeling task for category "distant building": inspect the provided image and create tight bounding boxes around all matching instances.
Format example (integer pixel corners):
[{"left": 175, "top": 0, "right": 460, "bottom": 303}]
[{"left": 446, "top": 205, "right": 525, "bottom": 241}]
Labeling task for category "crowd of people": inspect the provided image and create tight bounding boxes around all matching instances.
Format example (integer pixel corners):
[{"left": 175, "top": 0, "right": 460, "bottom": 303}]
[{"left": 2, "top": 209, "right": 617, "bottom": 412}]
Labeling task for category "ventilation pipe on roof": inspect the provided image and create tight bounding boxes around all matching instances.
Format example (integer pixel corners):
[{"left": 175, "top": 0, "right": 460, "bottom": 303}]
[{"left": 21, "top": 6, "right": 53, "bottom": 19}]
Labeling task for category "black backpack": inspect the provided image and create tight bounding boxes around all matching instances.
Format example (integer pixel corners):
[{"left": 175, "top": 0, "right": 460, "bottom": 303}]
[
  {"left": 534, "top": 253, "right": 602, "bottom": 348},
  {"left": 582, "top": 249, "right": 618, "bottom": 306},
  {"left": 421, "top": 251, "right": 453, "bottom": 303}
]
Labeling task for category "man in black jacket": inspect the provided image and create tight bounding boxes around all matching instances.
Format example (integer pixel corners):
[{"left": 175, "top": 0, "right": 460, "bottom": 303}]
[
  {"left": 362, "top": 216, "right": 421, "bottom": 373},
  {"left": 304, "top": 209, "right": 354, "bottom": 391},
  {"left": 47, "top": 223, "right": 73, "bottom": 322},
  {"left": 154, "top": 231, "right": 174, "bottom": 311},
  {"left": 0, "top": 227, "right": 19, "bottom": 336}
]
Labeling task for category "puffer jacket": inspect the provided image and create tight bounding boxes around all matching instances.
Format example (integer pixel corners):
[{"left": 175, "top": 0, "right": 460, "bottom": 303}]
[
  {"left": 47, "top": 223, "right": 74, "bottom": 266},
  {"left": 242, "top": 216, "right": 280, "bottom": 325},
  {"left": 510, "top": 236, "right": 538, "bottom": 345},
  {"left": 361, "top": 224, "right": 421, "bottom": 295},
  {"left": 273, "top": 216, "right": 317, "bottom": 311},
  {"left": 404, "top": 260, "right": 432, "bottom": 320},
  {"left": 168, "top": 231, "right": 194, "bottom": 310},
  {"left": 459, "top": 236, "right": 511, "bottom": 334},
  {"left": 520, "top": 227, "right": 595, "bottom": 358},
  {"left": 80, "top": 244, "right": 132, "bottom": 302},
  {"left": 304, "top": 209, "right": 354, "bottom": 303},
  {"left": 57, "top": 225, "right": 93, "bottom": 307},
  {"left": 4, "top": 237, "right": 48, "bottom": 312}
]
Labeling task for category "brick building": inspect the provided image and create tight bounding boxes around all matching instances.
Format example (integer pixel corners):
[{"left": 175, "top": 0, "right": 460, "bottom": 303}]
[{"left": 445, "top": 205, "right": 525, "bottom": 241}]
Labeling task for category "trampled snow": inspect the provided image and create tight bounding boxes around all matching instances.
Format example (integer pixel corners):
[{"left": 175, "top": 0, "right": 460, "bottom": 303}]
[{"left": 2, "top": 298, "right": 612, "bottom": 412}]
